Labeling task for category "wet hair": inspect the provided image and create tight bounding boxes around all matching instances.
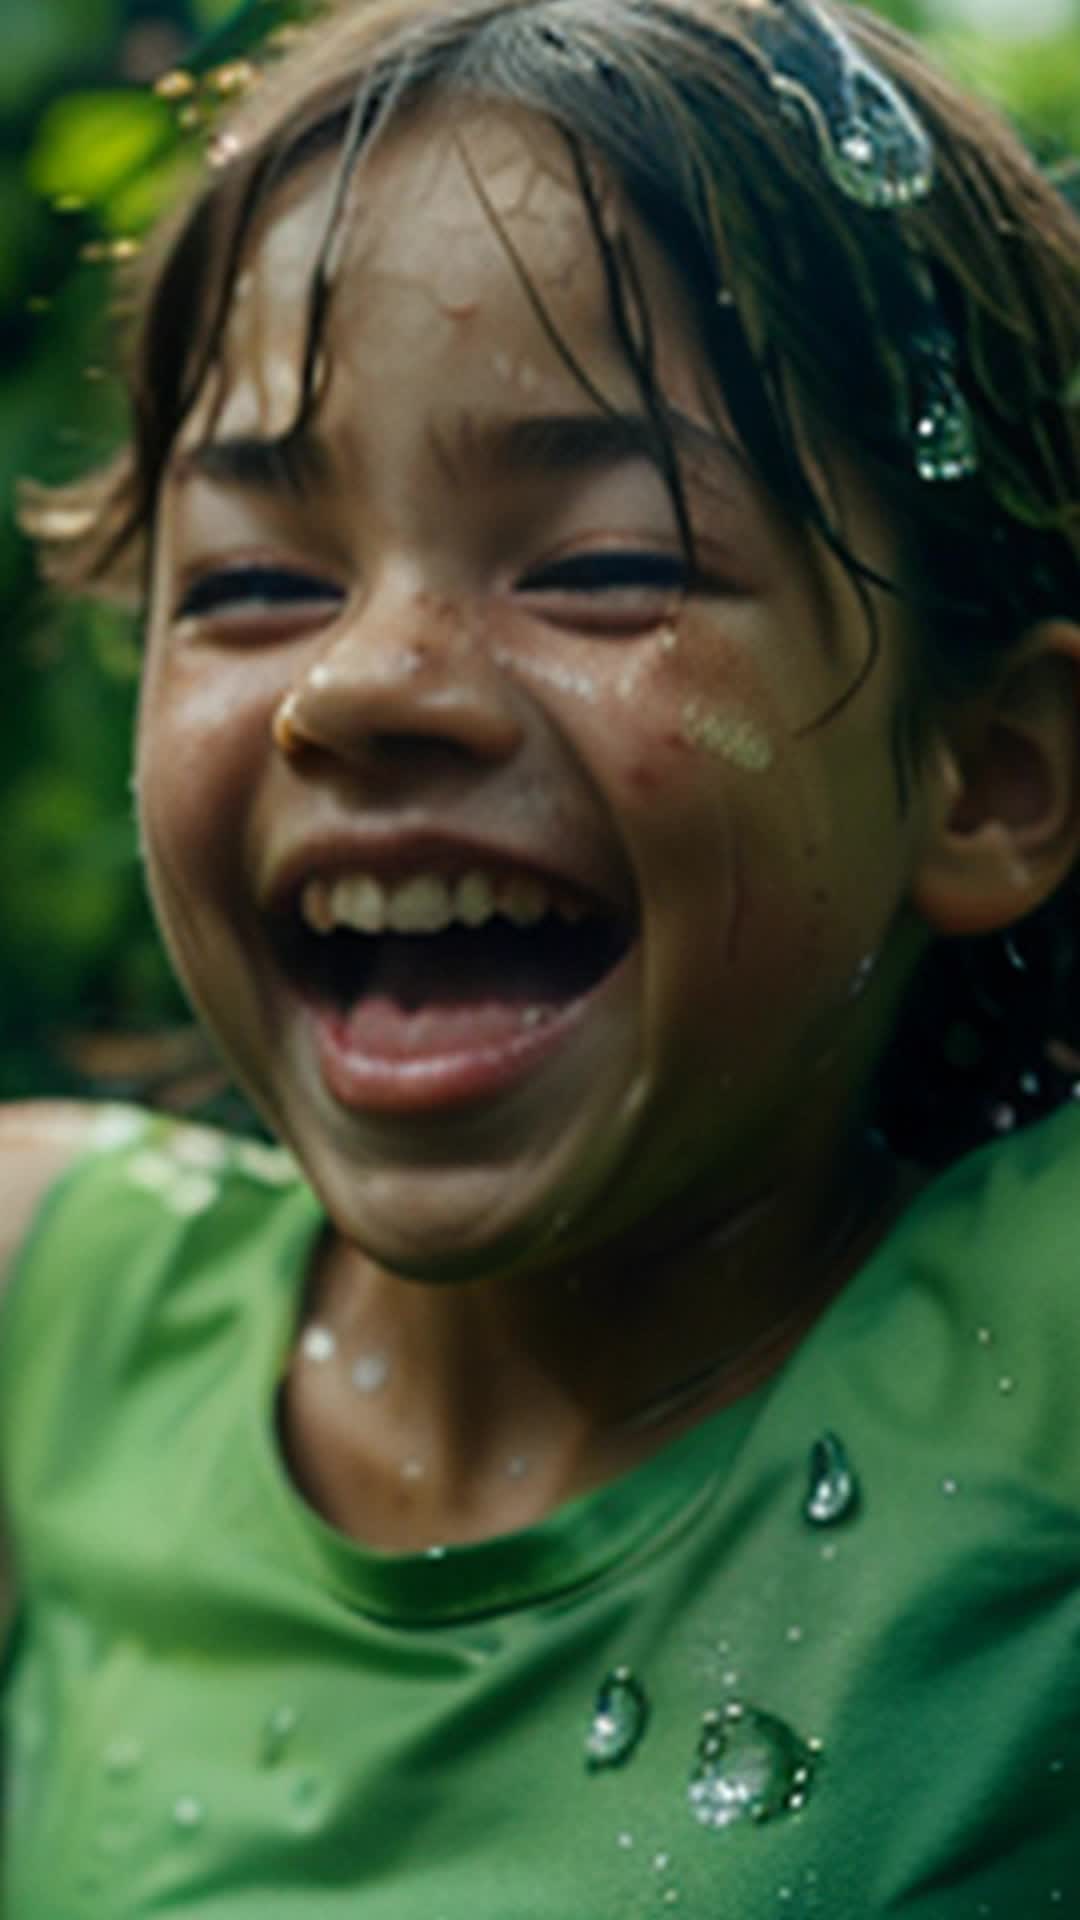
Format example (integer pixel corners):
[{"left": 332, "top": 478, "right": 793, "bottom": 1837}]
[{"left": 20, "top": 0, "right": 1080, "bottom": 1165}]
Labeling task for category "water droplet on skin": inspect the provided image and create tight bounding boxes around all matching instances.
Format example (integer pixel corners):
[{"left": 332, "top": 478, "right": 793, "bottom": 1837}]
[
  {"left": 350, "top": 1351, "right": 389, "bottom": 1394},
  {"left": 102, "top": 1735, "right": 143, "bottom": 1779},
  {"left": 300, "top": 1325, "right": 335, "bottom": 1363},
  {"left": 172, "top": 1795, "right": 205, "bottom": 1833},
  {"left": 803, "top": 1432, "right": 859, "bottom": 1526},
  {"left": 505, "top": 1454, "right": 530, "bottom": 1480},
  {"left": 681, "top": 699, "right": 774, "bottom": 772},
  {"left": 585, "top": 1668, "right": 649, "bottom": 1770},
  {"left": 688, "top": 1704, "right": 818, "bottom": 1831},
  {"left": 259, "top": 1705, "right": 300, "bottom": 1767},
  {"left": 401, "top": 1457, "right": 425, "bottom": 1481}
]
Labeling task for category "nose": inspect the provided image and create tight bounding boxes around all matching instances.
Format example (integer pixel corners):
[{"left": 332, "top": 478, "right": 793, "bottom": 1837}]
[{"left": 272, "top": 584, "right": 524, "bottom": 772}]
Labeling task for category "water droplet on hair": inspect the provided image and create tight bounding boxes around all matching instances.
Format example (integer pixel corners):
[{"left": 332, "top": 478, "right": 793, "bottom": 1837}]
[
  {"left": 768, "top": 7, "right": 933, "bottom": 210},
  {"left": 351, "top": 1351, "right": 389, "bottom": 1394},
  {"left": 989, "top": 1103, "right": 1017, "bottom": 1134},
  {"left": 803, "top": 1432, "right": 859, "bottom": 1525},
  {"left": 172, "top": 1794, "right": 205, "bottom": 1833},
  {"left": 585, "top": 1668, "right": 649, "bottom": 1769},
  {"left": 913, "top": 364, "right": 978, "bottom": 483},
  {"left": 688, "top": 1703, "right": 818, "bottom": 1831},
  {"left": 207, "top": 130, "right": 244, "bottom": 168},
  {"left": 300, "top": 1325, "right": 335, "bottom": 1364},
  {"left": 208, "top": 59, "right": 258, "bottom": 97},
  {"left": 153, "top": 68, "right": 196, "bottom": 99},
  {"left": 259, "top": 1704, "right": 300, "bottom": 1767}
]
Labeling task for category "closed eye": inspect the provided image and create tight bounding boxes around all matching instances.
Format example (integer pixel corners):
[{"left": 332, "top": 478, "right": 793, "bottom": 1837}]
[
  {"left": 175, "top": 565, "right": 344, "bottom": 622},
  {"left": 515, "top": 549, "right": 689, "bottom": 636}
]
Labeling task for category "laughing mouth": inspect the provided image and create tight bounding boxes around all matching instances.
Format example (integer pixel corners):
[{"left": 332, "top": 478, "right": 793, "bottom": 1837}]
[{"left": 278, "top": 865, "right": 635, "bottom": 1026}]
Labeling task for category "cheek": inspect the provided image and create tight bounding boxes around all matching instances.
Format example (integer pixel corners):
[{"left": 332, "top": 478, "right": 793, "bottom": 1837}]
[{"left": 135, "top": 651, "right": 275, "bottom": 885}]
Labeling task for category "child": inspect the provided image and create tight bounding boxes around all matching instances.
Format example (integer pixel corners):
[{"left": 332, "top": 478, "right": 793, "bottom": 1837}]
[{"left": 4, "top": 0, "right": 1080, "bottom": 1909}]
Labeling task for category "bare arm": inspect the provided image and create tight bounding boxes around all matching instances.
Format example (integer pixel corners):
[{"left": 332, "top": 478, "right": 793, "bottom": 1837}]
[{"left": 0, "top": 1101, "right": 103, "bottom": 1644}]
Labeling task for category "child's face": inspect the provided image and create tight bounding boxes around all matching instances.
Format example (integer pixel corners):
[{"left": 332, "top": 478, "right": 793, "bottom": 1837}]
[{"left": 138, "top": 104, "right": 944, "bottom": 1276}]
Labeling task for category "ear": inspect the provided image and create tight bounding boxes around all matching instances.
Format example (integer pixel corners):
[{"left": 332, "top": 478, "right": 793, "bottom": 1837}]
[{"left": 913, "top": 621, "right": 1080, "bottom": 937}]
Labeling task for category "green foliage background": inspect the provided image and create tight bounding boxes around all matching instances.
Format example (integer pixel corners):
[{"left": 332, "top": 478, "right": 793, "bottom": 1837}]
[{"left": 2, "top": 0, "right": 1078, "bottom": 1105}]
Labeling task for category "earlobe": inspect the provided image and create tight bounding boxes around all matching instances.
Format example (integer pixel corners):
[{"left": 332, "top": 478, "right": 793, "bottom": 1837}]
[{"left": 912, "top": 623, "right": 1080, "bottom": 938}]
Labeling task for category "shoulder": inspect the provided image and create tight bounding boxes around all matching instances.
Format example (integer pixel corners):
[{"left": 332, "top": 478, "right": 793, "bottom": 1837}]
[{"left": 0, "top": 1100, "right": 106, "bottom": 1297}]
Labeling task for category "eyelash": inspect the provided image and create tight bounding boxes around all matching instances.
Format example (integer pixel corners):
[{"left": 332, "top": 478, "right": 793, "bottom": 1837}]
[
  {"left": 175, "top": 566, "right": 342, "bottom": 621},
  {"left": 172, "top": 550, "right": 694, "bottom": 629}
]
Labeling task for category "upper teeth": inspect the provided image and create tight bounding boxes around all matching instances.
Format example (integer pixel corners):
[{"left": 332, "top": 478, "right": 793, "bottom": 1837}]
[{"left": 300, "top": 870, "right": 592, "bottom": 936}]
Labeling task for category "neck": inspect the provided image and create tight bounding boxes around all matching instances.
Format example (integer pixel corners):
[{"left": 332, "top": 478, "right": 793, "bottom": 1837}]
[{"left": 281, "top": 1128, "right": 919, "bottom": 1551}]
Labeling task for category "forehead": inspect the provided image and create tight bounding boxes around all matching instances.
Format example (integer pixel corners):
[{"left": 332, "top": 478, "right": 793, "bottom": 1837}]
[{"left": 190, "top": 102, "right": 713, "bottom": 447}]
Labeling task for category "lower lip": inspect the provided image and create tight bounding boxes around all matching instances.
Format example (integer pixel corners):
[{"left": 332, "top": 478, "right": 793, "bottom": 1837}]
[{"left": 306, "top": 972, "right": 622, "bottom": 1117}]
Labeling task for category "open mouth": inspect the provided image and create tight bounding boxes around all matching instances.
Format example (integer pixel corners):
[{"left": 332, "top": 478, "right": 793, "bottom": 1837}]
[{"left": 275, "top": 867, "right": 635, "bottom": 1108}]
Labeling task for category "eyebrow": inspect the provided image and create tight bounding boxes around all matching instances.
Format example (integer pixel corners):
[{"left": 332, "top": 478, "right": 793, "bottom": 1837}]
[{"left": 169, "top": 408, "right": 742, "bottom": 500}]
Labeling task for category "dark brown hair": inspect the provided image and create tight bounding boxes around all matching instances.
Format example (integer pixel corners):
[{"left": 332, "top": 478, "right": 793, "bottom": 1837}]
[{"left": 21, "top": 0, "right": 1080, "bottom": 1161}]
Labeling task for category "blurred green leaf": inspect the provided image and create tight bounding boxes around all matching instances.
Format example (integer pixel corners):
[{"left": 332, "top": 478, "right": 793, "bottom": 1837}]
[{"left": 27, "top": 89, "right": 175, "bottom": 210}]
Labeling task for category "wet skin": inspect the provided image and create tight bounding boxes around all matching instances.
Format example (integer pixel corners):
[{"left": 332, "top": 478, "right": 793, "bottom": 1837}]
[{"left": 137, "top": 105, "right": 953, "bottom": 1541}]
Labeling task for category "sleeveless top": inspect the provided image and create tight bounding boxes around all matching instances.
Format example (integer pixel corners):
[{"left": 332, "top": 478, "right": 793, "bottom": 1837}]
[{"left": 2, "top": 1101, "right": 1080, "bottom": 1916}]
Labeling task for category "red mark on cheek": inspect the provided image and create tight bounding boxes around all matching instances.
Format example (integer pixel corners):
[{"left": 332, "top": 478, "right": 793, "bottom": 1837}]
[{"left": 626, "top": 760, "right": 664, "bottom": 797}]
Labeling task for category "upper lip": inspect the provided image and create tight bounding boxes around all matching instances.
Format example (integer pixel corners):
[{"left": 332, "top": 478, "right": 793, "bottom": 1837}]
[{"left": 260, "top": 827, "right": 635, "bottom": 924}]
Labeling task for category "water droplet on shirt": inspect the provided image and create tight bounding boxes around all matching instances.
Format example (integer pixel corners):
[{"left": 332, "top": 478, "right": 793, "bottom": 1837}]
[
  {"left": 942, "top": 1477, "right": 959, "bottom": 1497},
  {"left": 287, "top": 1772, "right": 326, "bottom": 1832},
  {"left": 997, "top": 1375, "right": 1016, "bottom": 1396},
  {"left": 585, "top": 1668, "right": 649, "bottom": 1769},
  {"left": 102, "top": 1734, "right": 144, "bottom": 1780},
  {"left": 687, "top": 1704, "right": 818, "bottom": 1831},
  {"left": 259, "top": 1704, "right": 300, "bottom": 1767},
  {"left": 785, "top": 1625, "right": 804, "bottom": 1645},
  {"left": 976, "top": 1326, "right": 994, "bottom": 1348},
  {"left": 425, "top": 1544, "right": 447, "bottom": 1561},
  {"left": 172, "top": 1794, "right": 205, "bottom": 1833},
  {"left": 301, "top": 1325, "right": 336, "bottom": 1364},
  {"left": 350, "top": 1351, "right": 389, "bottom": 1394},
  {"left": 803, "top": 1432, "right": 859, "bottom": 1525},
  {"left": 616, "top": 1830, "right": 635, "bottom": 1850}
]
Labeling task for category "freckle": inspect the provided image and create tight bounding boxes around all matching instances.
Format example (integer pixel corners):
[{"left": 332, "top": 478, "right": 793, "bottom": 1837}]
[{"left": 680, "top": 699, "right": 773, "bottom": 772}]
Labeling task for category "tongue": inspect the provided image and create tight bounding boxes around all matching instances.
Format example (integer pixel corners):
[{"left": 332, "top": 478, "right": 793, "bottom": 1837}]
[{"left": 333, "top": 928, "right": 584, "bottom": 1061}]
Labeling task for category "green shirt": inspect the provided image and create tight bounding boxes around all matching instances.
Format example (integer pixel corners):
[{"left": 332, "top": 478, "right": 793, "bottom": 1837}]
[{"left": 2, "top": 1101, "right": 1080, "bottom": 1916}]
